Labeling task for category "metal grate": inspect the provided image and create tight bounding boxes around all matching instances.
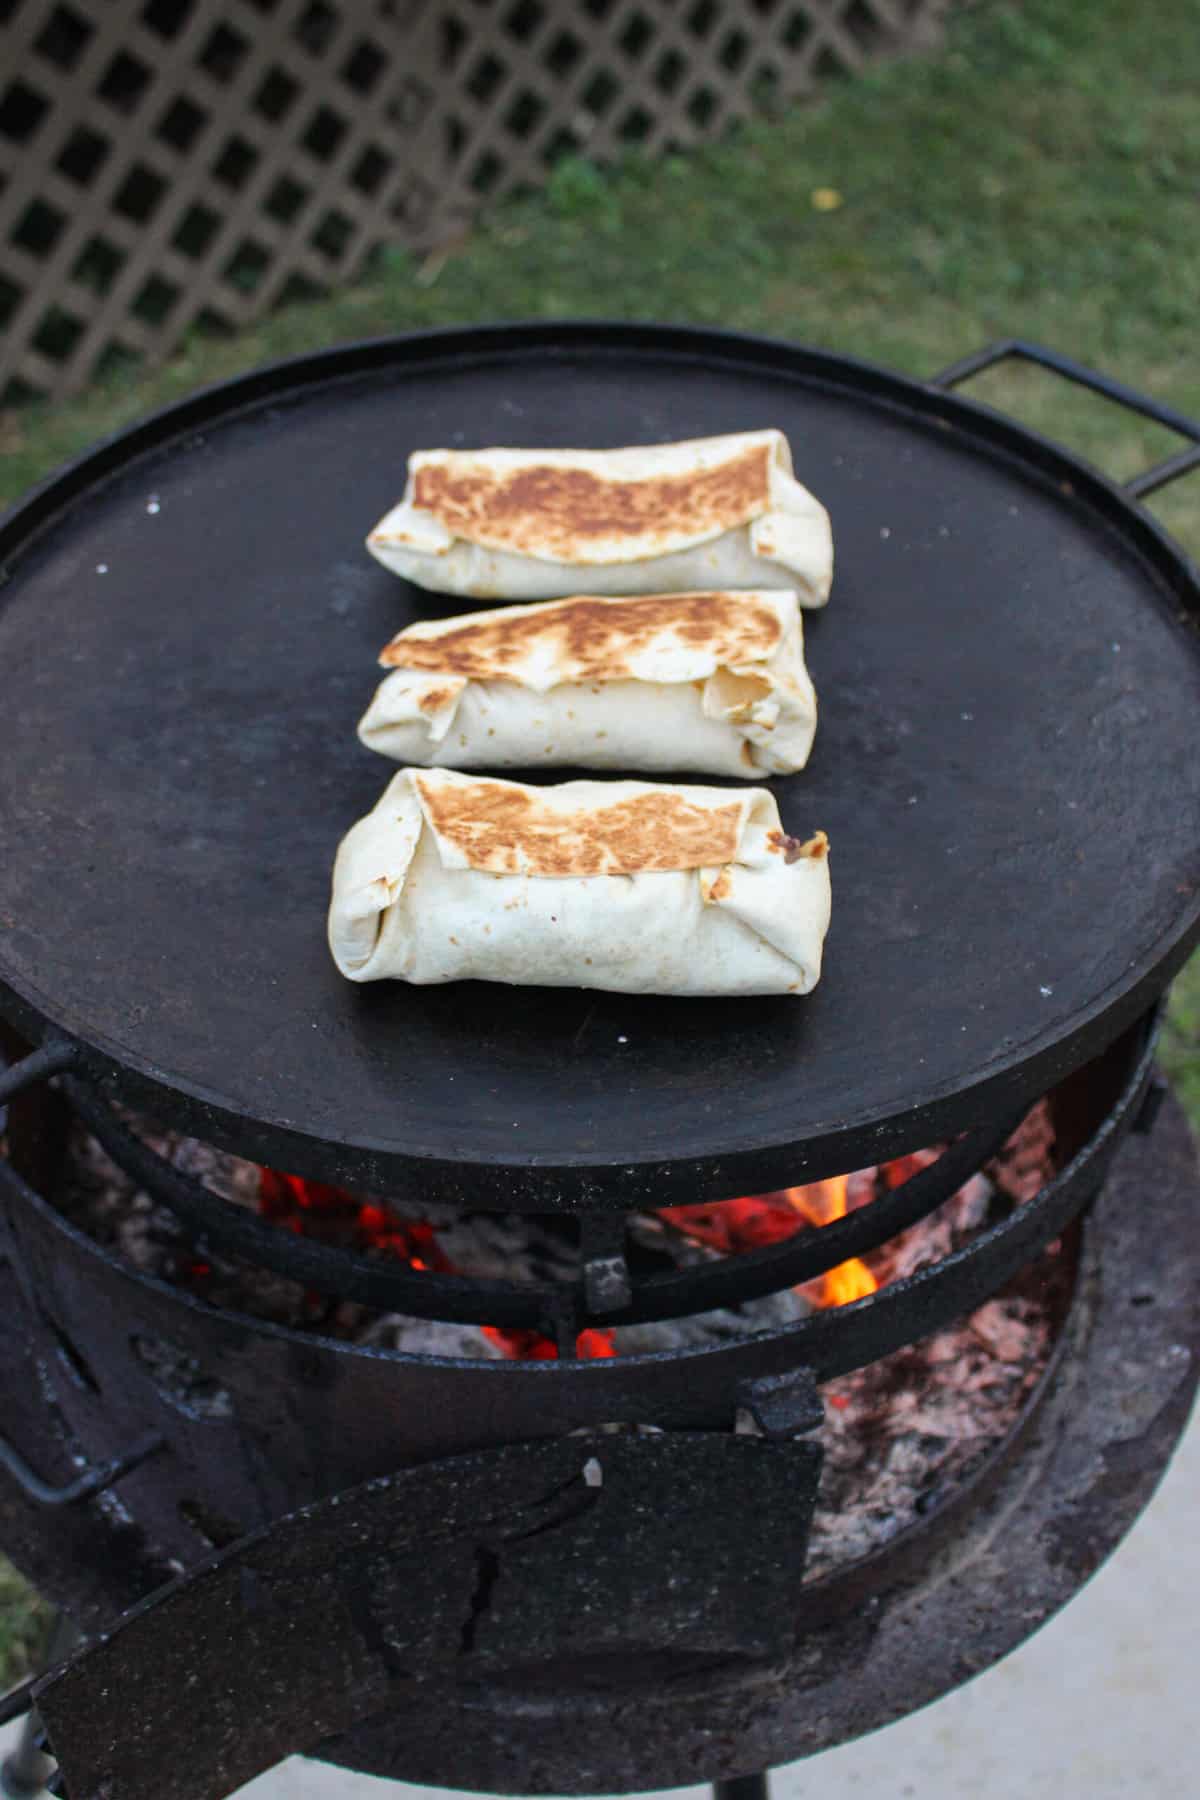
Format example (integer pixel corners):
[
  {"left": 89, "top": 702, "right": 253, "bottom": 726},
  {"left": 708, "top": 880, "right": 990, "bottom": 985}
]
[{"left": 0, "top": 0, "right": 950, "bottom": 400}]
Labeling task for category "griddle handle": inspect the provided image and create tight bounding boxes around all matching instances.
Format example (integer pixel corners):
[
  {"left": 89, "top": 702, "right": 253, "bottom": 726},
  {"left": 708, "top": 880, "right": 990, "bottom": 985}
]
[
  {"left": 0, "top": 1428, "right": 164, "bottom": 1509},
  {"left": 930, "top": 339, "right": 1200, "bottom": 498},
  {"left": 0, "top": 1041, "right": 78, "bottom": 1107}
]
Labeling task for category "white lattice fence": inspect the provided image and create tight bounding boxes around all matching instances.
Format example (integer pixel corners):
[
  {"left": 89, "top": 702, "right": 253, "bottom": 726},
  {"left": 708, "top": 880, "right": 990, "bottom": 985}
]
[{"left": 0, "top": 0, "right": 950, "bottom": 402}]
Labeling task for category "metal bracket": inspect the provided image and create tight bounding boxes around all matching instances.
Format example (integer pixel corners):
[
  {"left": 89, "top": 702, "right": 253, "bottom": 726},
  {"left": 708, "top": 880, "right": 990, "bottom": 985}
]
[
  {"left": 930, "top": 340, "right": 1200, "bottom": 499},
  {"left": 580, "top": 1212, "right": 633, "bottom": 1314},
  {"left": 0, "top": 1041, "right": 78, "bottom": 1112},
  {"left": 0, "top": 1429, "right": 164, "bottom": 1507},
  {"left": 0, "top": 1683, "right": 37, "bottom": 1733},
  {"left": 737, "top": 1366, "right": 824, "bottom": 1439}
]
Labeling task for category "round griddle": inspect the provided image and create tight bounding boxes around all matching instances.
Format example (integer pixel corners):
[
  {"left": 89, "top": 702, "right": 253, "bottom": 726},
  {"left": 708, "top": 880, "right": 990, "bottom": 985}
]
[{"left": 1, "top": 324, "right": 1199, "bottom": 1209}]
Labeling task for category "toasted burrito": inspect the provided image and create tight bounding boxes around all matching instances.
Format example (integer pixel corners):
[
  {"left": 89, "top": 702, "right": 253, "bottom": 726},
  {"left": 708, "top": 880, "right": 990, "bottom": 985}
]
[
  {"left": 358, "top": 590, "right": 817, "bottom": 777},
  {"left": 366, "top": 431, "right": 833, "bottom": 605},
  {"left": 329, "top": 769, "right": 830, "bottom": 997}
]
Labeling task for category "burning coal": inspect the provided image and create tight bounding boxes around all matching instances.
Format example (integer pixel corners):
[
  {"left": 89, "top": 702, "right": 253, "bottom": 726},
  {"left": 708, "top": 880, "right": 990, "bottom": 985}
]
[
  {"left": 252, "top": 1152, "right": 972, "bottom": 1362},
  {"left": 257, "top": 1166, "right": 615, "bottom": 1359},
  {"left": 661, "top": 1175, "right": 879, "bottom": 1310},
  {"left": 56, "top": 1099, "right": 1062, "bottom": 1574}
]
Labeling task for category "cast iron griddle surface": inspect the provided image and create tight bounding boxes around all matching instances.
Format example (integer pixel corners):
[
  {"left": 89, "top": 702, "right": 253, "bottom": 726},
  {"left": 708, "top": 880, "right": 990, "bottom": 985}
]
[{"left": 1, "top": 326, "right": 1198, "bottom": 1206}]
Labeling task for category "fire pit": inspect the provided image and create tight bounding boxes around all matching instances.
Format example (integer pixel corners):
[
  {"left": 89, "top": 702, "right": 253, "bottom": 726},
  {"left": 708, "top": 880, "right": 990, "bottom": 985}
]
[
  {"left": 0, "top": 327, "right": 1198, "bottom": 1800},
  {"left": 39, "top": 1087, "right": 1065, "bottom": 1580}
]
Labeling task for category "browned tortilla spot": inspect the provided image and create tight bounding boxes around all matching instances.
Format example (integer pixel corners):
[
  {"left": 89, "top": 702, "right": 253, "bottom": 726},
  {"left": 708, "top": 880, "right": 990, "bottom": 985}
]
[
  {"left": 416, "top": 776, "right": 745, "bottom": 878},
  {"left": 767, "top": 828, "right": 829, "bottom": 865},
  {"left": 416, "top": 683, "right": 460, "bottom": 713},
  {"left": 702, "top": 868, "right": 733, "bottom": 903},
  {"left": 380, "top": 591, "right": 782, "bottom": 681},
  {"left": 411, "top": 445, "right": 771, "bottom": 560}
]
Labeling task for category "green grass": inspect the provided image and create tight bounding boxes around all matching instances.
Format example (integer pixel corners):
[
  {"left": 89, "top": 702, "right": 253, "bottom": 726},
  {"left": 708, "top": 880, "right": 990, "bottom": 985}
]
[
  {"left": 6, "top": 0, "right": 1200, "bottom": 545},
  {"left": 0, "top": 1560, "right": 48, "bottom": 1695},
  {"left": 1163, "top": 954, "right": 1200, "bottom": 1129},
  {"left": 2, "top": 0, "right": 1199, "bottom": 1682}
]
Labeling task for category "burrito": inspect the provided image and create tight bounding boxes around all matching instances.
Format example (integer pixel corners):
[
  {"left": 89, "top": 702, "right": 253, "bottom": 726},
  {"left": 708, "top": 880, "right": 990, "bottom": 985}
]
[
  {"left": 366, "top": 431, "right": 833, "bottom": 605},
  {"left": 329, "top": 769, "right": 830, "bottom": 997},
  {"left": 358, "top": 590, "right": 818, "bottom": 777}
]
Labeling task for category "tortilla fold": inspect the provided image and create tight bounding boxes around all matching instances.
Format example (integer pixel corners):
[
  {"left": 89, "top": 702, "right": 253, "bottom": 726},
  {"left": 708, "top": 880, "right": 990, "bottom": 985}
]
[
  {"left": 329, "top": 769, "right": 830, "bottom": 997},
  {"left": 358, "top": 589, "right": 817, "bottom": 777},
  {"left": 366, "top": 431, "right": 833, "bottom": 605}
]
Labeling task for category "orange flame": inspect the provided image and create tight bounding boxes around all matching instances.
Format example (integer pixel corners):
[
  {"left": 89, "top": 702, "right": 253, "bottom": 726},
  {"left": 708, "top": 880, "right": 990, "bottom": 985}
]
[
  {"left": 256, "top": 1161, "right": 879, "bottom": 1362},
  {"left": 782, "top": 1177, "right": 879, "bottom": 1309},
  {"left": 663, "top": 1178, "right": 880, "bottom": 1310}
]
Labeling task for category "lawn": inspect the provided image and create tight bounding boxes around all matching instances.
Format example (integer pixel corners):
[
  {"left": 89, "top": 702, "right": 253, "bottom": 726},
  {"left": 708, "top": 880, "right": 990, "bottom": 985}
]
[
  {"left": 2, "top": 0, "right": 1199, "bottom": 1691},
  {"left": 0, "top": 1559, "right": 49, "bottom": 1694}
]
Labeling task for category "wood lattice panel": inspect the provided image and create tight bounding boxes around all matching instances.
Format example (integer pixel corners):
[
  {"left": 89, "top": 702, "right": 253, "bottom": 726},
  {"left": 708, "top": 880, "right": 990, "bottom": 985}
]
[{"left": 0, "top": 0, "right": 950, "bottom": 402}]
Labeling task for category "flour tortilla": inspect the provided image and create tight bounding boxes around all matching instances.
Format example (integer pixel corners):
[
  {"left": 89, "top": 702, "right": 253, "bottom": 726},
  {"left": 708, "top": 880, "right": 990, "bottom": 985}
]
[
  {"left": 358, "top": 590, "right": 817, "bottom": 777},
  {"left": 366, "top": 432, "right": 833, "bottom": 605},
  {"left": 329, "top": 769, "right": 830, "bottom": 997}
]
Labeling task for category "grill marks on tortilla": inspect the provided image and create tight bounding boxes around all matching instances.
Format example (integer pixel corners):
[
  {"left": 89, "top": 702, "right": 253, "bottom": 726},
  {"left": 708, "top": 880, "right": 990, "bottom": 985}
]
[
  {"left": 411, "top": 444, "right": 772, "bottom": 560},
  {"left": 381, "top": 592, "right": 784, "bottom": 683},
  {"left": 416, "top": 776, "right": 746, "bottom": 877}
]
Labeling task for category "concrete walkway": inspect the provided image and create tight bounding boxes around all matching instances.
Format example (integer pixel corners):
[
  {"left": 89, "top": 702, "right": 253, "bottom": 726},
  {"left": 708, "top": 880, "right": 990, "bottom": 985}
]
[{"left": 5, "top": 1395, "right": 1195, "bottom": 1800}]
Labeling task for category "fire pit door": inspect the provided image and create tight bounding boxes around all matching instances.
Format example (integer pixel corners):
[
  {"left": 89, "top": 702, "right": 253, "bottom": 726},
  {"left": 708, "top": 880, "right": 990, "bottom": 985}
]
[{"left": 34, "top": 1423, "right": 824, "bottom": 1800}]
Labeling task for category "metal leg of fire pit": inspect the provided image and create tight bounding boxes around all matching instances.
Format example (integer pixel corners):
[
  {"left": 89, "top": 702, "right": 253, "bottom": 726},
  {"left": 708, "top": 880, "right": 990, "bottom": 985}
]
[
  {"left": 1, "top": 1614, "right": 76, "bottom": 1800},
  {"left": 714, "top": 1774, "right": 770, "bottom": 1800},
  {"left": 0, "top": 1697, "right": 51, "bottom": 1798}
]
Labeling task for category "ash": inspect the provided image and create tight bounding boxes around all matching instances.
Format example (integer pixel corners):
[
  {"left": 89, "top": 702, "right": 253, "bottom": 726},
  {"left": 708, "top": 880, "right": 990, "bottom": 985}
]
[
  {"left": 55, "top": 1102, "right": 1060, "bottom": 1576},
  {"left": 803, "top": 1173, "right": 1055, "bottom": 1578},
  {"left": 805, "top": 1294, "right": 1050, "bottom": 1578}
]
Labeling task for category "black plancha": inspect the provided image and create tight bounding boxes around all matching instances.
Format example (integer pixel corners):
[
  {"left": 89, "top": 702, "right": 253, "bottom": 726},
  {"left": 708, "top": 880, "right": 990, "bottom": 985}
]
[{"left": 1, "top": 325, "right": 1199, "bottom": 1207}]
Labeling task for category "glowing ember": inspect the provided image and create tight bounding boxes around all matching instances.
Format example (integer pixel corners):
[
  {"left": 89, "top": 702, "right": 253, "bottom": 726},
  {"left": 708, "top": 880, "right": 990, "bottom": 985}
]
[
  {"left": 258, "top": 1168, "right": 453, "bottom": 1269},
  {"left": 257, "top": 1168, "right": 614, "bottom": 1360},
  {"left": 256, "top": 1153, "right": 895, "bottom": 1364},
  {"left": 481, "top": 1326, "right": 616, "bottom": 1361},
  {"left": 658, "top": 1192, "right": 808, "bottom": 1254}
]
